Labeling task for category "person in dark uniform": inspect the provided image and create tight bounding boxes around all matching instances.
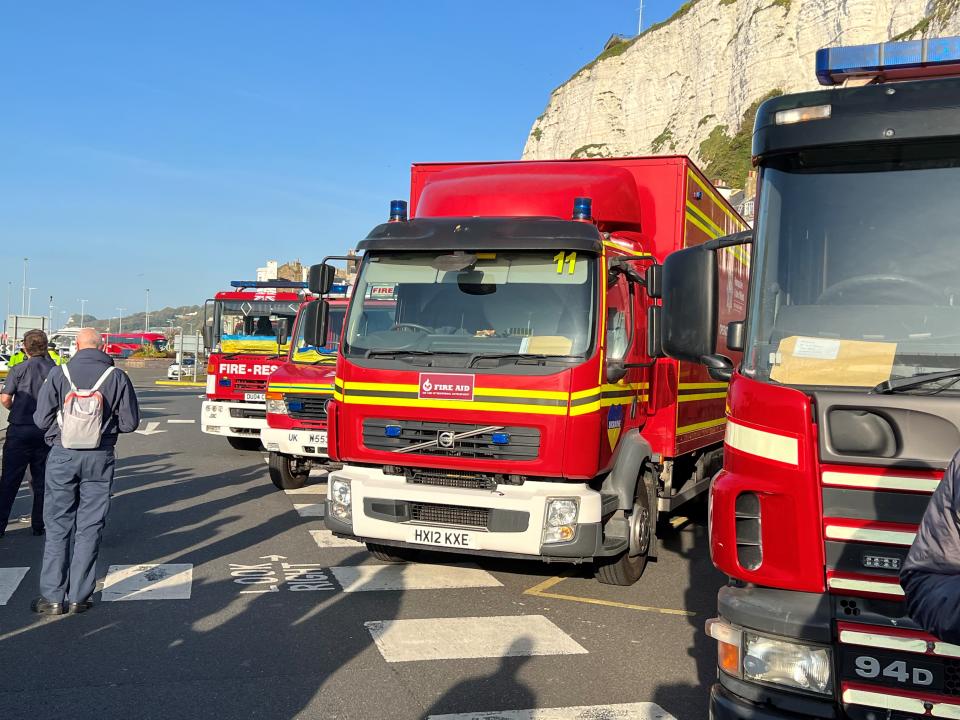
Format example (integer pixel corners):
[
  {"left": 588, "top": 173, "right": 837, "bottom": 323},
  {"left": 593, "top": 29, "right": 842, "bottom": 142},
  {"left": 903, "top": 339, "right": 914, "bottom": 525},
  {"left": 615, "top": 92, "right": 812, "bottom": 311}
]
[
  {"left": 31, "top": 328, "right": 140, "bottom": 615},
  {"left": 0, "top": 330, "right": 56, "bottom": 537}
]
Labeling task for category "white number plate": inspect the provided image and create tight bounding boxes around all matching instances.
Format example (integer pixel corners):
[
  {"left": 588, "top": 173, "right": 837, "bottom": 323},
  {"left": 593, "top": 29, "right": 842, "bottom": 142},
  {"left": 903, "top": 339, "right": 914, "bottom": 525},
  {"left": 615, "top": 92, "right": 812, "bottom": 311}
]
[
  {"left": 244, "top": 392, "right": 266, "bottom": 402},
  {"left": 308, "top": 432, "right": 327, "bottom": 448},
  {"left": 408, "top": 527, "right": 475, "bottom": 549}
]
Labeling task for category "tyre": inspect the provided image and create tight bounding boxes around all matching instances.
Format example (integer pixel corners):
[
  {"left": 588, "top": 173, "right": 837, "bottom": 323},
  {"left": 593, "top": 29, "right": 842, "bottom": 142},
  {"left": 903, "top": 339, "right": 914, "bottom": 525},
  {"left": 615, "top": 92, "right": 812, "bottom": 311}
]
[
  {"left": 366, "top": 542, "right": 416, "bottom": 563},
  {"left": 227, "top": 436, "right": 262, "bottom": 451},
  {"left": 596, "top": 476, "right": 653, "bottom": 586},
  {"left": 268, "top": 452, "right": 309, "bottom": 490}
]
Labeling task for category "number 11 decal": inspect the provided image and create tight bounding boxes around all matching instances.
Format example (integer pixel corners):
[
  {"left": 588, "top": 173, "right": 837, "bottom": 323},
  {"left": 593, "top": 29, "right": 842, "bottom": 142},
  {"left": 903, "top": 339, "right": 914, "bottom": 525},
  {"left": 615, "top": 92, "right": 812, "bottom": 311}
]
[{"left": 554, "top": 251, "right": 577, "bottom": 275}]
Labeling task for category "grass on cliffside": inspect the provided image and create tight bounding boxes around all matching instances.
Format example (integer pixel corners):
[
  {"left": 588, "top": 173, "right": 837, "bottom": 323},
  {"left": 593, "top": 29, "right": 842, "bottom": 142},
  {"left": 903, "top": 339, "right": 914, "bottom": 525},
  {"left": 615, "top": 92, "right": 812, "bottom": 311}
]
[
  {"left": 893, "top": 0, "right": 960, "bottom": 40},
  {"left": 699, "top": 89, "right": 783, "bottom": 188}
]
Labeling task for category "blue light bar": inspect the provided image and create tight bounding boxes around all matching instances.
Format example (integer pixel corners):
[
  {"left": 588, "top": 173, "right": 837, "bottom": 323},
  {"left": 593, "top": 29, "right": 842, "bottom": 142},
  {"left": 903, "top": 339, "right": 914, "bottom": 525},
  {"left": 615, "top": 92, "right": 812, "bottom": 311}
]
[
  {"left": 384, "top": 425, "right": 402, "bottom": 438},
  {"left": 491, "top": 432, "right": 511, "bottom": 445},
  {"left": 329, "top": 283, "right": 350, "bottom": 295},
  {"left": 229, "top": 280, "right": 309, "bottom": 289},
  {"left": 816, "top": 35, "right": 960, "bottom": 86}
]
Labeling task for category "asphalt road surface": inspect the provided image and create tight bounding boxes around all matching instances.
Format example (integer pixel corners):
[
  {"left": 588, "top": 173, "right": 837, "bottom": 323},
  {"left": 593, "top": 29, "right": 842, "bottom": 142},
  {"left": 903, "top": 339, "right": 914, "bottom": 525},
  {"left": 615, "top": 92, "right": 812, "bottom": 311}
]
[{"left": 0, "top": 367, "right": 724, "bottom": 720}]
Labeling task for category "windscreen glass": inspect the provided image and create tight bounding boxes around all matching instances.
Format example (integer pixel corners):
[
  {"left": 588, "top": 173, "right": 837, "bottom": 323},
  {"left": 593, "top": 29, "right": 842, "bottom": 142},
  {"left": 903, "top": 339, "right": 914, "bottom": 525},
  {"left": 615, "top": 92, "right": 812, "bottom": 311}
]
[
  {"left": 290, "top": 305, "right": 351, "bottom": 364},
  {"left": 343, "top": 251, "right": 597, "bottom": 363},
  {"left": 217, "top": 300, "right": 299, "bottom": 353},
  {"left": 744, "top": 143, "right": 960, "bottom": 389}
]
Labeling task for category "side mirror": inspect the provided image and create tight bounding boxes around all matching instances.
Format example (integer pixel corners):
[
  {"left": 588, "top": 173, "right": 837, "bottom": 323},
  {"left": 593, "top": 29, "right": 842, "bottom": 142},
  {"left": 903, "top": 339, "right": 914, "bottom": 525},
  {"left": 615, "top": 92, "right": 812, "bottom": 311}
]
[
  {"left": 726, "top": 321, "right": 745, "bottom": 352},
  {"left": 301, "top": 299, "right": 330, "bottom": 348},
  {"left": 202, "top": 325, "right": 213, "bottom": 349},
  {"left": 661, "top": 245, "right": 718, "bottom": 363},
  {"left": 606, "top": 360, "right": 628, "bottom": 384},
  {"left": 276, "top": 319, "right": 289, "bottom": 347},
  {"left": 645, "top": 265, "right": 662, "bottom": 299},
  {"left": 308, "top": 263, "right": 336, "bottom": 295},
  {"left": 646, "top": 305, "right": 662, "bottom": 358}
]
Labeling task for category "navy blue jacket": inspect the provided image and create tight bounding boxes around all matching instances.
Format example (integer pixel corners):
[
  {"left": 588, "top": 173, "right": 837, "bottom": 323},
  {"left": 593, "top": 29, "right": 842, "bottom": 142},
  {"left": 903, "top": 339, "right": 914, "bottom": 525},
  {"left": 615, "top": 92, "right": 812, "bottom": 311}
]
[
  {"left": 33, "top": 348, "right": 141, "bottom": 449},
  {"left": 902, "top": 453, "right": 960, "bottom": 642},
  {"left": 2, "top": 353, "right": 55, "bottom": 427}
]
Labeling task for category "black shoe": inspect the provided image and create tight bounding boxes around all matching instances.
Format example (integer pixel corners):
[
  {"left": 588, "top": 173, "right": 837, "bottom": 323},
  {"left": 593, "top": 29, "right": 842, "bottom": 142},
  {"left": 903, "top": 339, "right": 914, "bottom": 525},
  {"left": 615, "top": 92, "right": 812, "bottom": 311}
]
[
  {"left": 32, "top": 528, "right": 45, "bottom": 536},
  {"left": 30, "top": 597, "right": 64, "bottom": 615},
  {"left": 67, "top": 600, "right": 93, "bottom": 614}
]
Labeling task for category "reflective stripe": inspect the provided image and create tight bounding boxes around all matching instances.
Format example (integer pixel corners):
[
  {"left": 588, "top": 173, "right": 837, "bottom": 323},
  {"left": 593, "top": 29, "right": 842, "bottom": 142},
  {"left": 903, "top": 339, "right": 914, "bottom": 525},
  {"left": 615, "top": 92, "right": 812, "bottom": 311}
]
[
  {"left": 825, "top": 524, "right": 917, "bottom": 547},
  {"left": 602, "top": 240, "right": 651, "bottom": 258},
  {"left": 725, "top": 420, "right": 798, "bottom": 465},
  {"left": 677, "top": 392, "right": 727, "bottom": 402},
  {"left": 678, "top": 417, "right": 727, "bottom": 435},
  {"left": 687, "top": 170, "right": 747, "bottom": 229},
  {"left": 678, "top": 382, "right": 729, "bottom": 390},
  {"left": 842, "top": 687, "right": 927, "bottom": 715},
  {"left": 839, "top": 629, "right": 928, "bottom": 654},
  {"left": 828, "top": 576, "right": 905, "bottom": 597},
  {"left": 822, "top": 471, "right": 940, "bottom": 493}
]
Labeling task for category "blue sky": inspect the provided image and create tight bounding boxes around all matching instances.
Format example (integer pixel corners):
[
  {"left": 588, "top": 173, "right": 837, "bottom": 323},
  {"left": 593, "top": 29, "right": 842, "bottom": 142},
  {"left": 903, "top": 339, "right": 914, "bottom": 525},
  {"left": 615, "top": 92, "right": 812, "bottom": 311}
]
[{"left": 0, "top": 1, "right": 684, "bottom": 325}]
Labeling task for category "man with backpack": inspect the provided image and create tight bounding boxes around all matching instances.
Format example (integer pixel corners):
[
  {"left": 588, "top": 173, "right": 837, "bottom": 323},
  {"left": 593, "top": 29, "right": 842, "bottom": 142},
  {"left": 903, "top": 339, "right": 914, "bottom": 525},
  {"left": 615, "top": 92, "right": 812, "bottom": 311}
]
[
  {"left": 0, "top": 329, "right": 57, "bottom": 537},
  {"left": 31, "top": 328, "right": 140, "bottom": 615}
]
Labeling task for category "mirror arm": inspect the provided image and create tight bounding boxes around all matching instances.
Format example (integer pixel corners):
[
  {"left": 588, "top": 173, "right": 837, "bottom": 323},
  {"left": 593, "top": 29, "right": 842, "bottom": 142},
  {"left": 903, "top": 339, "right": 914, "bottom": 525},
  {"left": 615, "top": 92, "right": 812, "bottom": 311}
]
[
  {"left": 700, "top": 353, "right": 735, "bottom": 381},
  {"left": 608, "top": 258, "right": 647, "bottom": 286}
]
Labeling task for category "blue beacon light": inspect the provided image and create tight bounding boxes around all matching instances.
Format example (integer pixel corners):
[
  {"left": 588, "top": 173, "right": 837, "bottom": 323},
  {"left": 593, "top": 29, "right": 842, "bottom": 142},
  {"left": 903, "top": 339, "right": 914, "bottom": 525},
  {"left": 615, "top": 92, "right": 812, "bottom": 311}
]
[
  {"left": 573, "top": 197, "right": 592, "bottom": 221},
  {"left": 815, "top": 35, "right": 960, "bottom": 86},
  {"left": 384, "top": 425, "right": 402, "bottom": 438},
  {"left": 389, "top": 200, "right": 408, "bottom": 223},
  {"left": 491, "top": 432, "right": 511, "bottom": 446}
]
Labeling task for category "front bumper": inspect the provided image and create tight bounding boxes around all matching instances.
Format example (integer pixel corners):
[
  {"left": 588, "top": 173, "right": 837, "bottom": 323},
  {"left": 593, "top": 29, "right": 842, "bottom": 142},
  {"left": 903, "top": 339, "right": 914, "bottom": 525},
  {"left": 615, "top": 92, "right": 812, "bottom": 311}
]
[
  {"left": 261, "top": 427, "right": 328, "bottom": 458},
  {"left": 201, "top": 400, "right": 266, "bottom": 438},
  {"left": 324, "top": 465, "right": 624, "bottom": 561},
  {"left": 710, "top": 683, "right": 817, "bottom": 720}
]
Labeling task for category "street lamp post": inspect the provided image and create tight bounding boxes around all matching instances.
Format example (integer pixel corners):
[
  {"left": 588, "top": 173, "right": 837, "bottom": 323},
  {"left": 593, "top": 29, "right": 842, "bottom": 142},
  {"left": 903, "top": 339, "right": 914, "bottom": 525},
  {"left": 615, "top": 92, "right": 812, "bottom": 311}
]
[
  {"left": 27, "top": 287, "right": 37, "bottom": 315},
  {"left": 21, "top": 257, "right": 27, "bottom": 314},
  {"left": 145, "top": 288, "right": 150, "bottom": 332},
  {"left": 48, "top": 295, "right": 54, "bottom": 330},
  {"left": 4, "top": 281, "right": 10, "bottom": 336},
  {"left": 77, "top": 298, "right": 88, "bottom": 327},
  {"left": 116, "top": 307, "right": 125, "bottom": 334}
]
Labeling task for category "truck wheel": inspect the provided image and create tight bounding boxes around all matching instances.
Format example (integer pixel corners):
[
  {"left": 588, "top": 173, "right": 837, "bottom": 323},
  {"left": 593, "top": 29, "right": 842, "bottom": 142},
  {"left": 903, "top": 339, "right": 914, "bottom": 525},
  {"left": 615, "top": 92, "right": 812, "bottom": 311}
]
[
  {"left": 366, "top": 543, "right": 415, "bottom": 563},
  {"left": 227, "top": 436, "right": 262, "bottom": 451},
  {"left": 268, "top": 452, "right": 309, "bottom": 490},
  {"left": 596, "top": 478, "right": 652, "bottom": 586}
]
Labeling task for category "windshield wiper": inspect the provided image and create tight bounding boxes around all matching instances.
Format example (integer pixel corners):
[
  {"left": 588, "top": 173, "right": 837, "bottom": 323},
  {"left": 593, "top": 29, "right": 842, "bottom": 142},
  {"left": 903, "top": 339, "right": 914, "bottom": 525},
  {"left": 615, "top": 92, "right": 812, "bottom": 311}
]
[
  {"left": 468, "top": 353, "right": 582, "bottom": 368},
  {"left": 872, "top": 368, "right": 960, "bottom": 394},
  {"left": 365, "top": 349, "right": 436, "bottom": 359}
]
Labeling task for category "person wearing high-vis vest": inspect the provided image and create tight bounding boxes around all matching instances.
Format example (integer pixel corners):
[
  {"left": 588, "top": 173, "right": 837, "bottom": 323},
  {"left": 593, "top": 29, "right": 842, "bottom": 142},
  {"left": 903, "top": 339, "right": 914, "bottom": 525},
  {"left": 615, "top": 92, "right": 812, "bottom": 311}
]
[{"left": 31, "top": 328, "right": 140, "bottom": 615}]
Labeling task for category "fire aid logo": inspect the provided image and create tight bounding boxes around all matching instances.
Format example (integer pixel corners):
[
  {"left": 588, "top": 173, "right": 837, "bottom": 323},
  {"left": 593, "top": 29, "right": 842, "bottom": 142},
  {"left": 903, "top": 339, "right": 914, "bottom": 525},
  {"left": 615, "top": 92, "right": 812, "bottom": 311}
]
[{"left": 418, "top": 373, "right": 475, "bottom": 401}]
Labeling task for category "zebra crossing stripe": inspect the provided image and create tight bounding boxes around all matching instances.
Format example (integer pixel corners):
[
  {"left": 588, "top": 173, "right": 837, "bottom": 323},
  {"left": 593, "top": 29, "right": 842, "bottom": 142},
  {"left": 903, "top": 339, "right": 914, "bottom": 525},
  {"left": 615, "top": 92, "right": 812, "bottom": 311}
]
[
  {"left": 426, "top": 702, "right": 677, "bottom": 719},
  {"left": 293, "top": 503, "right": 325, "bottom": 517},
  {"left": 365, "top": 615, "right": 588, "bottom": 662},
  {"left": 331, "top": 563, "right": 502, "bottom": 592},
  {"left": 309, "top": 529, "right": 364, "bottom": 549},
  {"left": 101, "top": 564, "right": 194, "bottom": 601},
  {"left": 0, "top": 568, "right": 30, "bottom": 605}
]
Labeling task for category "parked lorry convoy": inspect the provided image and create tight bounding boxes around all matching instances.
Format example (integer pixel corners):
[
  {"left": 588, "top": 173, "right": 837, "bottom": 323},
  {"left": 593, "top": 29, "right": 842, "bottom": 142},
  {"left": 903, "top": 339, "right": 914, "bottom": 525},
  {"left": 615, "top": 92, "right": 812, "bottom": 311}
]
[
  {"left": 659, "top": 35, "right": 960, "bottom": 720},
  {"left": 201, "top": 280, "right": 312, "bottom": 449},
  {"left": 301, "top": 156, "right": 747, "bottom": 584}
]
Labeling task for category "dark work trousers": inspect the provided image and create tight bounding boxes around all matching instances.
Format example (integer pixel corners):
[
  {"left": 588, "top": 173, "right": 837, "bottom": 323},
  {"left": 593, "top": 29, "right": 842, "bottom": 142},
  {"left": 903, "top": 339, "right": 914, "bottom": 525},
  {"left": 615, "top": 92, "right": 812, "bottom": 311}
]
[
  {"left": 0, "top": 425, "right": 49, "bottom": 534},
  {"left": 40, "top": 446, "right": 116, "bottom": 604}
]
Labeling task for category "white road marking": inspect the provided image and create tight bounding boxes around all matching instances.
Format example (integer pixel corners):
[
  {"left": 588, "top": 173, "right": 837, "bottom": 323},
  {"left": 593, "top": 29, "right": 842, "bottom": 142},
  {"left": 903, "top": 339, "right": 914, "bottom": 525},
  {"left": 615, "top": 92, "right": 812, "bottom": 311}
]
[
  {"left": 167, "top": 419, "right": 195, "bottom": 424},
  {"left": 284, "top": 484, "right": 327, "bottom": 495},
  {"left": 365, "top": 615, "right": 588, "bottom": 662},
  {"left": 332, "top": 563, "right": 502, "bottom": 592},
  {"left": 101, "top": 564, "right": 194, "bottom": 601},
  {"left": 293, "top": 503, "right": 325, "bottom": 517},
  {"left": 134, "top": 421, "right": 166, "bottom": 436},
  {"left": 139, "top": 406, "right": 165, "bottom": 410},
  {"left": 427, "top": 703, "right": 677, "bottom": 719},
  {"left": 0, "top": 568, "right": 30, "bottom": 605},
  {"left": 310, "top": 529, "right": 364, "bottom": 548}
]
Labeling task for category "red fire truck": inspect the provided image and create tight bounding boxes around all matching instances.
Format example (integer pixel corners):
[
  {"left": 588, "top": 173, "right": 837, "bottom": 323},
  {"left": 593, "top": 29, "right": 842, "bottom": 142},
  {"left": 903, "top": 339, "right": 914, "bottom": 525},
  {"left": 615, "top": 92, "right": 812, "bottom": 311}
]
[
  {"left": 102, "top": 332, "right": 168, "bottom": 358},
  {"left": 659, "top": 35, "right": 960, "bottom": 720},
  {"left": 201, "top": 280, "right": 311, "bottom": 450},
  {"left": 300, "top": 157, "right": 747, "bottom": 584}
]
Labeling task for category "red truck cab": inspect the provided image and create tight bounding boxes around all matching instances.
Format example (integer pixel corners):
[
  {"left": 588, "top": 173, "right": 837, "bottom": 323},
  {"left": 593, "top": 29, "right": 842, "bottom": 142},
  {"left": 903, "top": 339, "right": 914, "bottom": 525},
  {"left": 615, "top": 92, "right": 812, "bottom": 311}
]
[{"left": 305, "top": 157, "right": 747, "bottom": 583}]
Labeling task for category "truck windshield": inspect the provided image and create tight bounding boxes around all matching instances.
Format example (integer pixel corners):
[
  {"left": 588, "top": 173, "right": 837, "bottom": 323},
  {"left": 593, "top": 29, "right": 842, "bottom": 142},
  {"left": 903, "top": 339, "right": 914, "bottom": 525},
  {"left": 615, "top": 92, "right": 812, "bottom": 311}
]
[
  {"left": 743, "top": 142, "right": 960, "bottom": 389},
  {"left": 217, "top": 300, "right": 299, "bottom": 351},
  {"left": 342, "top": 251, "right": 597, "bottom": 361},
  {"left": 290, "top": 305, "right": 348, "bottom": 364}
]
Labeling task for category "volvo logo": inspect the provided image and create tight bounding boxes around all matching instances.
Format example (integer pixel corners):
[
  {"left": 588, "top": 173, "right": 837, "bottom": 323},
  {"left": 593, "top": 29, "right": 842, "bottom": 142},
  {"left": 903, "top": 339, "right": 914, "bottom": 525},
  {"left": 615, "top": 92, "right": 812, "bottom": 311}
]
[{"left": 437, "top": 431, "right": 456, "bottom": 448}]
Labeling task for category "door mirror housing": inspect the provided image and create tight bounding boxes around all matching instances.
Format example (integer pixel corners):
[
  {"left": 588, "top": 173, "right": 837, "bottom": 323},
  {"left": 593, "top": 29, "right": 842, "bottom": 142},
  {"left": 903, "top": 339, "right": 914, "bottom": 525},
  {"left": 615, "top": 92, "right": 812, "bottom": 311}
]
[
  {"left": 661, "top": 245, "right": 718, "bottom": 363},
  {"left": 202, "top": 325, "right": 214, "bottom": 350},
  {"left": 276, "top": 318, "right": 289, "bottom": 348},
  {"left": 726, "top": 321, "right": 745, "bottom": 352},
  {"left": 606, "top": 360, "right": 629, "bottom": 384},
  {"left": 646, "top": 305, "right": 662, "bottom": 358},
  {"left": 645, "top": 265, "right": 662, "bottom": 299},
  {"left": 301, "top": 299, "right": 330, "bottom": 349},
  {"left": 308, "top": 263, "right": 336, "bottom": 295}
]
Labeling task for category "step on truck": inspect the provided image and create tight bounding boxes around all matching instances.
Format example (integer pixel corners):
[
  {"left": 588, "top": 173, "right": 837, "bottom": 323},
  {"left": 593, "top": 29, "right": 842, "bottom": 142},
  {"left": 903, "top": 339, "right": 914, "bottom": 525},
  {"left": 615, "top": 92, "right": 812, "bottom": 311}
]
[
  {"left": 301, "top": 157, "right": 748, "bottom": 583},
  {"left": 201, "top": 280, "right": 312, "bottom": 450},
  {"left": 658, "top": 35, "right": 960, "bottom": 720}
]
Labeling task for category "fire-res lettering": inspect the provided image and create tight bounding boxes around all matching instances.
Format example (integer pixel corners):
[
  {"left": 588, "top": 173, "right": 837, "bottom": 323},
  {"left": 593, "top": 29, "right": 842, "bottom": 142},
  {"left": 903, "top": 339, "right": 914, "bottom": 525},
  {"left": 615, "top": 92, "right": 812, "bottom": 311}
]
[{"left": 218, "top": 363, "right": 277, "bottom": 376}]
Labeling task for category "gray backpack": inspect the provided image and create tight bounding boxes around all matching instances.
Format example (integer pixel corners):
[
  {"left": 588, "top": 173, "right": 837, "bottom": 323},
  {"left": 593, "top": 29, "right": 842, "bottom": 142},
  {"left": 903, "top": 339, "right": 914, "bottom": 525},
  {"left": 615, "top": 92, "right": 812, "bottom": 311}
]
[{"left": 57, "top": 365, "right": 116, "bottom": 449}]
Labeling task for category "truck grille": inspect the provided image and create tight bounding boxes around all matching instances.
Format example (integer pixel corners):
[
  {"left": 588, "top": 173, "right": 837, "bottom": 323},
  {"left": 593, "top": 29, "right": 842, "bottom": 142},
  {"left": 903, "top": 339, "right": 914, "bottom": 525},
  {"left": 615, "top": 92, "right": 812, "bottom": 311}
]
[
  {"left": 406, "top": 468, "right": 498, "bottom": 491},
  {"left": 363, "top": 419, "right": 540, "bottom": 460},
  {"left": 234, "top": 378, "right": 267, "bottom": 392},
  {"left": 230, "top": 407, "right": 265, "bottom": 419},
  {"left": 409, "top": 502, "right": 489, "bottom": 529},
  {"left": 286, "top": 395, "right": 328, "bottom": 421}
]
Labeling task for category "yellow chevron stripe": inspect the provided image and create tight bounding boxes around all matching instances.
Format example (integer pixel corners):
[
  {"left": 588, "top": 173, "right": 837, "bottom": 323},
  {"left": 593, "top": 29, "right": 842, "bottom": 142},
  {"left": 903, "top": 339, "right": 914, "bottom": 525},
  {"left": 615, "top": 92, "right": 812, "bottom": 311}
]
[
  {"left": 686, "top": 201, "right": 725, "bottom": 238},
  {"left": 677, "top": 417, "right": 727, "bottom": 434},
  {"left": 687, "top": 170, "right": 747, "bottom": 231},
  {"left": 678, "top": 382, "right": 729, "bottom": 389},
  {"left": 677, "top": 392, "right": 728, "bottom": 402}
]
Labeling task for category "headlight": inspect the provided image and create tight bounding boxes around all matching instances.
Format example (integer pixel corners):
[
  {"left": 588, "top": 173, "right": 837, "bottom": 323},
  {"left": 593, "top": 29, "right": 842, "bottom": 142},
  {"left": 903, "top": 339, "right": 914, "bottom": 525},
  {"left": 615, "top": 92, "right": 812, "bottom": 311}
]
[
  {"left": 743, "top": 633, "right": 832, "bottom": 695},
  {"left": 545, "top": 498, "right": 578, "bottom": 527},
  {"left": 265, "top": 398, "right": 287, "bottom": 415},
  {"left": 331, "top": 478, "right": 351, "bottom": 507}
]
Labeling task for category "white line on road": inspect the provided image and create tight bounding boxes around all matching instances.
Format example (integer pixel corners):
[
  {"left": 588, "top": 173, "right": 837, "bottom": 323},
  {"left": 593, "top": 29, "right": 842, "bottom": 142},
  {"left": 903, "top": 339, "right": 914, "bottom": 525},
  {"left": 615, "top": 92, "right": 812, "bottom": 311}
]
[
  {"left": 427, "top": 703, "right": 677, "bottom": 719},
  {"left": 332, "top": 563, "right": 502, "bottom": 592},
  {"left": 284, "top": 484, "right": 327, "bottom": 495},
  {"left": 134, "top": 422, "right": 166, "bottom": 436},
  {"left": 167, "top": 419, "right": 196, "bottom": 424},
  {"left": 365, "top": 615, "right": 588, "bottom": 662},
  {"left": 139, "top": 406, "right": 165, "bottom": 411},
  {"left": 293, "top": 503, "right": 325, "bottom": 517},
  {"left": 310, "top": 529, "right": 364, "bottom": 549},
  {"left": 101, "top": 564, "right": 194, "bottom": 601},
  {"left": 0, "top": 568, "right": 30, "bottom": 605}
]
